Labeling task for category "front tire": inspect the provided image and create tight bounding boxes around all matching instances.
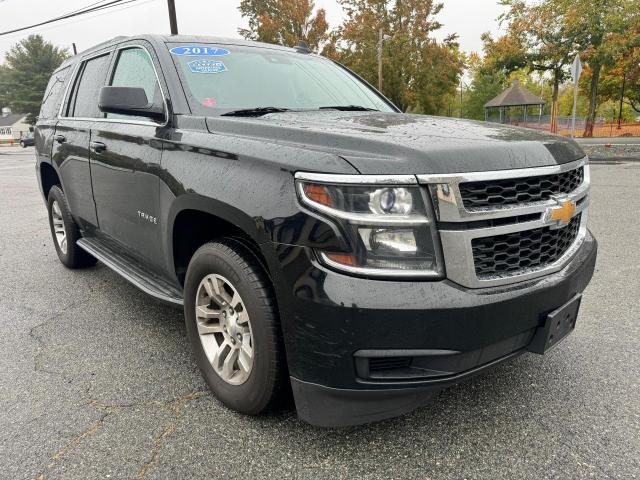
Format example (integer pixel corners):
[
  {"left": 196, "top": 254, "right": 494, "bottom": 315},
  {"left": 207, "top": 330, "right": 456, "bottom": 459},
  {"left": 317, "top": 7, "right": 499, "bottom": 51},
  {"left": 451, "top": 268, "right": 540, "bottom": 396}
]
[
  {"left": 47, "top": 186, "right": 96, "bottom": 268},
  {"left": 20, "top": 141, "right": 26, "bottom": 148},
  {"left": 184, "top": 239, "right": 285, "bottom": 415}
]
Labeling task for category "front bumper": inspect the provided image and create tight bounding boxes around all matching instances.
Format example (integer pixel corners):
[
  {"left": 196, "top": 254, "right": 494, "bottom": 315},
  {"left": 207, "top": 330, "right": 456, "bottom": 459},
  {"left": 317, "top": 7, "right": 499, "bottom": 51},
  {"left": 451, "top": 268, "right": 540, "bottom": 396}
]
[{"left": 267, "top": 231, "right": 597, "bottom": 427}]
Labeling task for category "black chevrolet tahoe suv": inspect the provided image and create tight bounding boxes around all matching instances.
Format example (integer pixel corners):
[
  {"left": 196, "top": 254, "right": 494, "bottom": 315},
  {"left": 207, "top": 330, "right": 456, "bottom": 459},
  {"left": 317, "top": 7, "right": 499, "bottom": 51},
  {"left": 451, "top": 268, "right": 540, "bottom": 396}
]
[{"left": 35, "top": 34, "right": 597, "bottom": 427}]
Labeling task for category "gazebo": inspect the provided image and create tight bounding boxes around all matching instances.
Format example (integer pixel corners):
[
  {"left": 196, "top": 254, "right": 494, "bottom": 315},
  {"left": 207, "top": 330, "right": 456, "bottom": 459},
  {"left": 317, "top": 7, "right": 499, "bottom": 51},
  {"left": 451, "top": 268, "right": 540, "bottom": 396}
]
[{"left": 484, "top": 80, "right": 545, "bottom": 124}]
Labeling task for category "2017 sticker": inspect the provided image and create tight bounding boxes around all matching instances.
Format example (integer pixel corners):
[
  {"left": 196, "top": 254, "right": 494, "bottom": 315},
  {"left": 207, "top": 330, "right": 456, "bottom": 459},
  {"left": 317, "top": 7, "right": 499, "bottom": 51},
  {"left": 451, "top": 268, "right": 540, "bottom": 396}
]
[
  {"left": 188, "top": 60, "right": 227, "bottom": 74},
  {"left": 170, "top": 46, "right": 230, "bottom": 56}
]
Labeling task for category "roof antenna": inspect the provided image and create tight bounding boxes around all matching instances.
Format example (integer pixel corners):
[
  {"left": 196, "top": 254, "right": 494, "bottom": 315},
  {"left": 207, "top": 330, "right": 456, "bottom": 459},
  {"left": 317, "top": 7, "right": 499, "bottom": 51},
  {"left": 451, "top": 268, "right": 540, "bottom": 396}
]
[{"left": 295, "top": 40, "right": 311, "bottom": 54}]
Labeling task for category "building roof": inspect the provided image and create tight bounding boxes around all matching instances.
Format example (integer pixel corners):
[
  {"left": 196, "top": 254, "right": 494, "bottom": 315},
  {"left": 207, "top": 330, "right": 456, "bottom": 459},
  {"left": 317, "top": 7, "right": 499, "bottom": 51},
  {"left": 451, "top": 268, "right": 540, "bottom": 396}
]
[
  {"left": 484, "top": 81, "right": 545, "bottom": 108},
  {"left": 0, "top": 113, "right": 27, "bottom": 127}
]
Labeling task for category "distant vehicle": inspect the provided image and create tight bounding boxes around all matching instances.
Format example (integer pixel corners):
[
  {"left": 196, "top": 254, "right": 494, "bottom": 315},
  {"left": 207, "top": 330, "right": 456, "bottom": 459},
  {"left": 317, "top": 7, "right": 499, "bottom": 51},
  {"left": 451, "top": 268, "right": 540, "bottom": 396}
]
[
  {"left": 34, "top": 35, "right": 597, "bottom": 427},
  {"left": 20, "top": 134, "right": 34, "bottom": 147}
]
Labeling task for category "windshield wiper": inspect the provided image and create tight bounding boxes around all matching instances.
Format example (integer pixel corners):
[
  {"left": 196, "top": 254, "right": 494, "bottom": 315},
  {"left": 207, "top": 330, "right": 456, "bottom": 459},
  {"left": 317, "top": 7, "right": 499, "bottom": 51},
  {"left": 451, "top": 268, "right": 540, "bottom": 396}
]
[
  {"left": 319, "top": 105, "right": 379, "bottom": 112},
  {"left": 221, "top": 107, "right": 291, "bottom": 117}
]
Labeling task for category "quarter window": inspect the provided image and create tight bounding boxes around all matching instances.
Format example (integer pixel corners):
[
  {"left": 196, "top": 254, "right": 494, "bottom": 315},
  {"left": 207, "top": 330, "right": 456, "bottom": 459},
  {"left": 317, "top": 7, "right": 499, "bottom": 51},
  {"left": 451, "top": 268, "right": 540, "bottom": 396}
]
[
  {"left": 68, "top": 53, "right": 111, "bottom": 118},
  {"left": 107, "top": 47, "right": 163, "bottom": 122}
]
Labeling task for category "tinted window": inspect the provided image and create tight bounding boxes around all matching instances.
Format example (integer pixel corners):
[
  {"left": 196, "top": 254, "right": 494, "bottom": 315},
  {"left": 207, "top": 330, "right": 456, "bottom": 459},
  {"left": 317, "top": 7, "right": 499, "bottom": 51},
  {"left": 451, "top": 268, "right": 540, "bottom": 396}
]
[
  {"left": 107, "top": 47, "right": 162, "bottom": 122},
  {"left": 39, "top": 66, "right": 71, "bottom": 119},
  {"left": 69, "top": 53, "right": 110, "bottom": 118},
  {"left": 168, "top": 44, "right": 394, "bottom": 115}
]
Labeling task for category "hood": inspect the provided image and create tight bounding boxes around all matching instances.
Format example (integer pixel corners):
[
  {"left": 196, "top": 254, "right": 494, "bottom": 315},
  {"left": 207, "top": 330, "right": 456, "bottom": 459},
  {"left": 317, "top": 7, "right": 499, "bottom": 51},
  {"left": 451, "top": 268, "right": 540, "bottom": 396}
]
[{"left": 205, "top": 111, "right": 585, "bottom": 175}]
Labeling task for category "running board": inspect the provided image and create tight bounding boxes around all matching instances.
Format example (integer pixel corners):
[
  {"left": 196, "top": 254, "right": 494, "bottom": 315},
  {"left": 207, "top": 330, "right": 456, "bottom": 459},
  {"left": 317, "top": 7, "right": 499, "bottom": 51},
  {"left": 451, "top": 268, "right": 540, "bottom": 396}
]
[{"left": 77, "top": 237, "right": 183, "bottom": 306}]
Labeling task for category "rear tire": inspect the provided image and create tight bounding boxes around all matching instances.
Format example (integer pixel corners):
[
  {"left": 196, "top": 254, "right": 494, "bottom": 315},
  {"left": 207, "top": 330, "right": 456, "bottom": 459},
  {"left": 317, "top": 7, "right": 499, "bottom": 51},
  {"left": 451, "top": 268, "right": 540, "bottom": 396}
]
[
  {"left": 184, "top": 239, "right": 285, "bottom": 415},
  {"left": 47, "top": 185, "right": 96, "bottom": 268}
]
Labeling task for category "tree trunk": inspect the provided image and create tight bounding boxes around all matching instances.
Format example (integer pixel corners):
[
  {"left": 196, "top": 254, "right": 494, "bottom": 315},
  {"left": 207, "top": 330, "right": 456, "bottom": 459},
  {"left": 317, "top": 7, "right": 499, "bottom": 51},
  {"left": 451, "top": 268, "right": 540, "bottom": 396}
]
[
  {"left": 617, "top": 71, "right": 626, "bottom": 129},
  {"left": 550, "top": 73, "right": 560, "bottom": 133},
  {"left": 583, "top": 62, "right": 601, "bottom": 138}
]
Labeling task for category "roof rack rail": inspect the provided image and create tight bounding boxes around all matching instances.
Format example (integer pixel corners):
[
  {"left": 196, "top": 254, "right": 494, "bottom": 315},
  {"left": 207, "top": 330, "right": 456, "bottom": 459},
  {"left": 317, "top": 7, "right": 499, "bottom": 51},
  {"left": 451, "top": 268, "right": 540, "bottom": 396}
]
[{"left": 295, "top": 40, "right": 311, "bottom": 54}]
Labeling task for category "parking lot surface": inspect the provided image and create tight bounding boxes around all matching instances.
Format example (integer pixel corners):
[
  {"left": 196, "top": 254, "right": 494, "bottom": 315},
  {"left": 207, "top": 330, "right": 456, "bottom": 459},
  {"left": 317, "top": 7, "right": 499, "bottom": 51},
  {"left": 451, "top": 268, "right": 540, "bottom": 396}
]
[{"left": 1, "top": 146, "right": 638, "bottom": 479}]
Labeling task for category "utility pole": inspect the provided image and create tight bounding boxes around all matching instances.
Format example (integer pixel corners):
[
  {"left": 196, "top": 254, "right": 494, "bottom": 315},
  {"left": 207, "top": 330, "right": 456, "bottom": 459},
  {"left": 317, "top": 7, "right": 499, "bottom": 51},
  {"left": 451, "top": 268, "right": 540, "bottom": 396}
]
[
  {"left": 376, "top": 30, "right": 391, "bottom": 92},
  {"left": 377, "top": 28, "right": 383, "bottom": 91},
  {"left": 72, "top": 43, "right": 77, "bottom": 55},
  {"left": 570, "top": 54, "right": 582, "bottom": 138},
  {"left": 167, "top": 0, "right": 178, "bottom": 35}
]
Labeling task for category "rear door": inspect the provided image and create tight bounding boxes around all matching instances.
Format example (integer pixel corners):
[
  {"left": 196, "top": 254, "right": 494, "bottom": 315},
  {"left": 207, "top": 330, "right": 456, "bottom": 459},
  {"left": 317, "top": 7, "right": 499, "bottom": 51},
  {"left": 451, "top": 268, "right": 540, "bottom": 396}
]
[
  {"left": 89, "top": 42, "right": 167, "bottom": 266},
  {"left": 52, "top": 51, "right": 113, "bottom": 229}
]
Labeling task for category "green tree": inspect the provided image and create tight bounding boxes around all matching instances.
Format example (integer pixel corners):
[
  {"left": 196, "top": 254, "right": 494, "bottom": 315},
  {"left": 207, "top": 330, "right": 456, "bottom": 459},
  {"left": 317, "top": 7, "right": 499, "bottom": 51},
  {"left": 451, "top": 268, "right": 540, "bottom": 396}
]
[
  {"left": 0, "top": 65, "right": 10, "bottom": 108},
  {"left": 500, "top": 0, "right": 585, "bottom": 133},
  {"left": 479, "top": 32, "right": 527, "bottom": 74},
  {"left": 465, "top": 53, "right": 507, "bottom": 120},
  {"left": 585, "top": 11, "right": 640, "bottom": 119},
  {"left": 333, "top": 0, "right": 464, "bottom": 113},
  {"left": 571, "top": 0, "right": 631, "bottom": 136},
  {"left": 464, "top": 34, "right": 527, "bottom": 120},
  {"left": 0, "top": 35, "right": 68, "bottom": 124},
  {"left": 238, "top": 0, "right": 329, "bottom": 51},
  {"left": 501, "top": 0, "right": 638, "bottom": 136}
]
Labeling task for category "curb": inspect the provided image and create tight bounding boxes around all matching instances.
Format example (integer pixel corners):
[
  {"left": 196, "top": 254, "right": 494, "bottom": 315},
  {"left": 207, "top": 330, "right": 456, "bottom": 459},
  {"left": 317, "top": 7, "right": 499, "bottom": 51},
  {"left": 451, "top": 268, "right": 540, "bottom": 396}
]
[{"left": 589, "top": 157, "right": 640, "bottom": 163}]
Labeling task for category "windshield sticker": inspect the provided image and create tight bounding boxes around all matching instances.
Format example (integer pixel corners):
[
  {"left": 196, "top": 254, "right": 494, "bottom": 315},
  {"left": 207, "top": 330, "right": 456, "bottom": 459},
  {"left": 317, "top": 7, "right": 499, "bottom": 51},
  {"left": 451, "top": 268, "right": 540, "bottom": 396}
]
[
  {"left": 188, "top": 60, "right": 227, "bottom": 74},
  {"left": 170, "top": 46, "right": 230, "bottom": 56},
  {"left": 201, "top": 98, "right": 217, "bottom": 107}
]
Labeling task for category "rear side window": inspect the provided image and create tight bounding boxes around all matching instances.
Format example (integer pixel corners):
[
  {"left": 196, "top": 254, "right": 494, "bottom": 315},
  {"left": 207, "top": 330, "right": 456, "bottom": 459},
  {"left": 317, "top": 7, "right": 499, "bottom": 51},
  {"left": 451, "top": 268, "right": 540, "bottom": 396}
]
[
  {"left": 39, "top": 66, "right": 72, "bottom": 120},
  {"left": 67, "top": 53, "right": 111, "bottom": 118},
  {"left": 107, "top": 47, "right": 163, "bottom": 122}
]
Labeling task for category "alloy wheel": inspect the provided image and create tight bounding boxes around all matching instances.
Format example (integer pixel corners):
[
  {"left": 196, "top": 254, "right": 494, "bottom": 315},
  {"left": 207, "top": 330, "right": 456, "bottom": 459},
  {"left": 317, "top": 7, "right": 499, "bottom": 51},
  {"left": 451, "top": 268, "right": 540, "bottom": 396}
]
[
  {"left": 195, "top": 274, "right": 254, "bottom": 385},
  {"left": 51, "top": 200, "right": 68, "bottom": 254}
]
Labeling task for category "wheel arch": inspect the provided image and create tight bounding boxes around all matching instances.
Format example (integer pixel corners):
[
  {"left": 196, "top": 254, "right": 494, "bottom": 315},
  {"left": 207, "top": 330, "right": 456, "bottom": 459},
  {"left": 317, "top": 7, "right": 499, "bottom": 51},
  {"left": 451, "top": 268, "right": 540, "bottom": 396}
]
[
  {"left": 40, "top": 161, "right": 62, "bottom": 199},
  {"left": 167, "top": 194, "right": 271, "bottom": 286}
]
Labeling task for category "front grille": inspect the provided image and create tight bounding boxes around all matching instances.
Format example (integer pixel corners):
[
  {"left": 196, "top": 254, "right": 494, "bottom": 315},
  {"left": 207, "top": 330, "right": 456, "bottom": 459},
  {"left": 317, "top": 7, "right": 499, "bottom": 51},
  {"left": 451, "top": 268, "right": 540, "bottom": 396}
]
[
  {"left": 472, "top": 214, "right": 581, "bottom": 279},
  {"left": 460, "top": 167, "right": 584, "bottom": 209}
]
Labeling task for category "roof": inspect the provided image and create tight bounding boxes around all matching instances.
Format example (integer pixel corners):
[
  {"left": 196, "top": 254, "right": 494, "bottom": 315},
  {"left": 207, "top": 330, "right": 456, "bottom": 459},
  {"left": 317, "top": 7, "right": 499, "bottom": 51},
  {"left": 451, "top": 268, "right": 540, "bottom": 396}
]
[
  {"left": 55, "top": 33, "right": 308, "bottom": 74},
  {"left": 0, "top": 113, "right": 27, "bottom": 127},
  {"left": 484, "top": 81, "right": 545, "bottom": 108},
  {"left": 156, "top": 34, "right": 298, "bottom": 51},
  {"left": 63, "top": 34, "right": 299, "bottom": 62}
]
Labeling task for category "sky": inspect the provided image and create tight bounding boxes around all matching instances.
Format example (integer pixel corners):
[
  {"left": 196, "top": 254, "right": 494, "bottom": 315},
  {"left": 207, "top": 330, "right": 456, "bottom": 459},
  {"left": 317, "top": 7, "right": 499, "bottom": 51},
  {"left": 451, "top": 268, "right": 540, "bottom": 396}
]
[{"left": 0, "top": 0, "right": 508, "bottom": 62}]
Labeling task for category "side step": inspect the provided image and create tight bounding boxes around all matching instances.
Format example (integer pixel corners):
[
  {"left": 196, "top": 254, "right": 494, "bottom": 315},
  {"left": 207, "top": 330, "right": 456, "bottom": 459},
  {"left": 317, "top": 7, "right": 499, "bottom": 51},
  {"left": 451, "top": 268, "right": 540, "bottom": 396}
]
[{"left": 77, "top": 237, "right": 183, "bottom": 306}]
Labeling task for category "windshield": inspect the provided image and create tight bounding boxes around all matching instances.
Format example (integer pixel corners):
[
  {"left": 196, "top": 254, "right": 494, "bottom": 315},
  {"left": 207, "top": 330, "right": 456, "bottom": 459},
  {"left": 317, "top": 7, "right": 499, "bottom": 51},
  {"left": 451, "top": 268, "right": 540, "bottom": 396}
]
[{"left": 167, "top": 43, "right": 395, "bottom": 115}]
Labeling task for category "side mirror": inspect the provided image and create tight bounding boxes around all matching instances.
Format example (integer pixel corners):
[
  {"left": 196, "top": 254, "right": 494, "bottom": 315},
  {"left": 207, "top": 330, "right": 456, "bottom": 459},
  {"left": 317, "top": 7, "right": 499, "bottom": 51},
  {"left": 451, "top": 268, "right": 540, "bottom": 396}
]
[{"left": 98, "top": 86, "right": 165, "bottom": 121}]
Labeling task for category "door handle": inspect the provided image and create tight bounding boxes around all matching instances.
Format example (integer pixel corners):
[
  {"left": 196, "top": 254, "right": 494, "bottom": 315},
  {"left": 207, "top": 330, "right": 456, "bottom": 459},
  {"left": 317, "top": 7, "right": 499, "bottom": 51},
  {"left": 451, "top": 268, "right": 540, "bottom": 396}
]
[
  {"left": 90, "top": 141, "right": 106, "bottom": 153},
  {"left": 54, "top": 134, "right": 66, "bottom": 143}
]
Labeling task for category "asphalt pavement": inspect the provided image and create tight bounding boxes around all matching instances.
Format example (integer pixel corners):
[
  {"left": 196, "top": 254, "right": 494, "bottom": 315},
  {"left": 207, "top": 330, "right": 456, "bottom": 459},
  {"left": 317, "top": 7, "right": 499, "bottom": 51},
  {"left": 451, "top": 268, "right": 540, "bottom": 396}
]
[{"left": 1, "top": 146, "right": 638, "bottom": 480}]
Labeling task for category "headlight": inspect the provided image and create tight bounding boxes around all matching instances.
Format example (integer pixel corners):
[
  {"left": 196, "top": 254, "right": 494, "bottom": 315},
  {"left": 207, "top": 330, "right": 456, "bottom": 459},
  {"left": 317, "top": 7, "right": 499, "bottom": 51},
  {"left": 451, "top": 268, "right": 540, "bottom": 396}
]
[
  {"left": 369, "top": 188, "right": 414, "bottom": 215},
  {"left": 296, "top": 174, "right": 444, "bottom": 278}
]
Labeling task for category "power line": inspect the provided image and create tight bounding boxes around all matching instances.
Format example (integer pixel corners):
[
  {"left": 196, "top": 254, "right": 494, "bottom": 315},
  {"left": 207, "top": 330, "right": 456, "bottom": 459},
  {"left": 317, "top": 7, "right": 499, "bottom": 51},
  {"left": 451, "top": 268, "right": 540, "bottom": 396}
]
[
  {"left": 0, "top": 0, "right": 146, "bottom": 36},
  {"left": 66, "top": 0, "right": 115, "bottom": 16},
  {"left": 0, "top": 0, "right": 159, "bottom": 44}
]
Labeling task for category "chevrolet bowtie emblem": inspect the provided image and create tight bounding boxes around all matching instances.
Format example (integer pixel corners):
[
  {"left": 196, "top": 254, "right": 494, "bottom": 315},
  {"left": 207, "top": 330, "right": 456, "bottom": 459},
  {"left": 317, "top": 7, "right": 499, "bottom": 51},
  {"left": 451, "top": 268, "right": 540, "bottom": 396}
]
[{"left": 547, "top": 199, "right": 576, "bottom": 227}]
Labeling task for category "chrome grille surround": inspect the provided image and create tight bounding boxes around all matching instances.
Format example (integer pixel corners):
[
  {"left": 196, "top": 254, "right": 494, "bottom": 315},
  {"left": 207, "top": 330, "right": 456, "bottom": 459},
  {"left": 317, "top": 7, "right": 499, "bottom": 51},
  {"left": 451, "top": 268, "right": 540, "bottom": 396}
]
[
  {"left": 459, "top": 167, "right": 584, "bottom": 209},
  {"left": 417, "top": 158, "right": 590, "bottom": 288}
]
